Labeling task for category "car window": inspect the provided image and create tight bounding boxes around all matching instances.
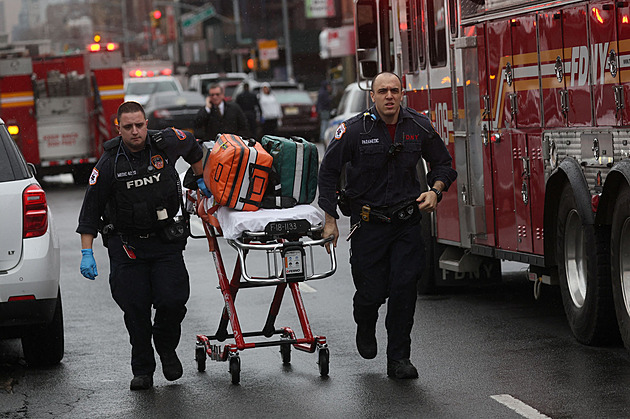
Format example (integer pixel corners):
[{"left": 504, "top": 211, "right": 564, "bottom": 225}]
[
  {"left": 127, "top": 80, "right": 179, "bottom": 95},
  {"left": 224, "top": 85, "right": 238, "bottom": 97},
  {"left": 0, "top": 126, "right": 30, "bottom": 182},
  {"left": 274, "top": 90, "right": 312, "bottom": 104},
  {"left": 154, "top": 81, "right": 180, "bottom": 93},
  {"left": 348, "top": 89, "right": 370, "bottom": 113},
  {"left": 201, "top": 77, "right": 247, "bottom": 95}
]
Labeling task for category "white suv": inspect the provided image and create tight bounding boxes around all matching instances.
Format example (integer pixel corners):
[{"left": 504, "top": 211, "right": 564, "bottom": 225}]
[
  {"left": 124, "top": 75, "right": 184, "bottom": 106},
  {"left": 0, "top": 118, "right": 63, "bottom": 366}
]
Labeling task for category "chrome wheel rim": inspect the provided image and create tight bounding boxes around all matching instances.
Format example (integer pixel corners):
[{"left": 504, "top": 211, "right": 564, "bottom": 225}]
[
  {"left": 620, "top": 218, "right": 630, "bottom": 317},
  {"left": 564, "top": 209, "right": 587, "bottom": 308}
]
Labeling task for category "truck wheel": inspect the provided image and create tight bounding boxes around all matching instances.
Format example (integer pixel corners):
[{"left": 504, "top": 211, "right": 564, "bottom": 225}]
[
  {"left": 556, "top": 183, "right": 617, "bottom": 345},
  {"left": 22, "top": 291, "right": 64, "bottom": 367},
  {"left": 611, "top": 183, "right": 630, "bottom": 349}
]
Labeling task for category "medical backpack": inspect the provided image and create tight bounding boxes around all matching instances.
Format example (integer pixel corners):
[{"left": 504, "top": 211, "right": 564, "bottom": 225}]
[
  {"left": 260, "top": 135, "right": 319, "bottom": 208},
  {"left": 204, "top": 134, "right": 273, "bottom": 211}
]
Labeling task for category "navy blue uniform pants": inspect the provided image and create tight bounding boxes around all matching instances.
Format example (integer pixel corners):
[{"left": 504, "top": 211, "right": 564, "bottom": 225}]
[
  {"left": 349, "top": 214, "right": 424, "bottom": 360},
  {"left": 108, "top": 235, "right": 190, "bottom": 376}
]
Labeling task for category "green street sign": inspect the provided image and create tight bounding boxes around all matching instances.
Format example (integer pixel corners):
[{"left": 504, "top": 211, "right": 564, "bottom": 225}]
[{"left": 182, "top": 5, "right": 216, "bottom": 28}]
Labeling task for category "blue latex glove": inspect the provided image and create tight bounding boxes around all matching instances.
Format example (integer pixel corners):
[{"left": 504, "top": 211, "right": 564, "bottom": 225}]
[
  {"left": 197, "top": 177, "right": 211, "bottom": 197},
  {"left": 80, "top": 249, "right": 98, "bottom": 280}
]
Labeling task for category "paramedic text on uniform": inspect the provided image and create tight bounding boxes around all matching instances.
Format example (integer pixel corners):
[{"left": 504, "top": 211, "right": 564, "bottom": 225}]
[
  {"left": 317, "top": 71, "right": 457, "bottom": 379},
  {"left": 76, "top": 101, "right": 206, "bottom": 391}
]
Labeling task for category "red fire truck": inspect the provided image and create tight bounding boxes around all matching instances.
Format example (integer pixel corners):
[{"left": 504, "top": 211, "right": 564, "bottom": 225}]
[
  {"left": 0, "top": 43, "right": 124, "bottom": 184},
  {"left": 353, "top": 0, "right": 630, "bottom": 349}
]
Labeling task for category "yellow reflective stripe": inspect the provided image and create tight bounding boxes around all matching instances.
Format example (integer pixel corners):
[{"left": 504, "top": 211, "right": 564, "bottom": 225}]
[
  {"left": 98, "top": 84, "right": 125, "bottom": 100},
  {"left": 0, "top": 92, "right": 34, "bottom": 108}
]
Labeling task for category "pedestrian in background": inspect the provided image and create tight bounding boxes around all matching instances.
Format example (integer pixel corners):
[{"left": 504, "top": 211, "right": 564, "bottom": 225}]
[
  {"left": 317, "top": 80, "right": 333, "bottom": 142},
  {"left": 77, "top": 101, "right": 208, "bottom": 390},
  {"left": 194, "top": 83, "right": 250, "bottom": 142},
  {"left": 317, "top": 72, "right": 457, "bottom": 379},
  {"left": 258, "top": 82, "right": 282, "bottom": 137},
  {"left": 235, "top": 82, "right": 261, "bottom": 139}
]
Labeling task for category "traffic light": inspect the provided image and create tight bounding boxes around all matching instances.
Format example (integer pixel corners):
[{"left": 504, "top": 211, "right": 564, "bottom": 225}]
[{"left": 150, "top": 10, "right": 162, "bottom": 28}]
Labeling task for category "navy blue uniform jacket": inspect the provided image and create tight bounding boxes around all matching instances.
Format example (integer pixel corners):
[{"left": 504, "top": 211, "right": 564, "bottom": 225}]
[
  {"left": 318, "top": 105, "right": 457, "bottom": 219},
  {"left": 77, "top": 128, "right": 203, "bottom": 238}
]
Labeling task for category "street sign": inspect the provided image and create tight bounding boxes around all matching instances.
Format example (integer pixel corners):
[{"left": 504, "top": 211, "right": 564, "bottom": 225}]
[
  {"left": 258, "top": 39, "right": 279, "bottom": 61},
  {"left": 181, "top": 5, "right": 216, "bottom": 28}
]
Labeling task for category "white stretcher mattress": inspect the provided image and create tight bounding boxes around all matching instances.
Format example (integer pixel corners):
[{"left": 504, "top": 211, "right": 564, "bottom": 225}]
[{"left": 215, "top": 205, "right": 325, "bottom": 240}]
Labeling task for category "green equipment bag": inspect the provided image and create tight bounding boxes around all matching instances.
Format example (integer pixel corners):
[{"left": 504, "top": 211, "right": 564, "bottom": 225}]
[{"left": 260, "top": 135, "right": 319, "bottom": 208}]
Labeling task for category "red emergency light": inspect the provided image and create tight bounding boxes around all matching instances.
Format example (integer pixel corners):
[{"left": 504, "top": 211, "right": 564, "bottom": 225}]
[
  {"left": 129, "top": 68, "right": 172, "bottom": 77},
  {"left": 88, "top": 42, "right": 119, "bottom": 52}
]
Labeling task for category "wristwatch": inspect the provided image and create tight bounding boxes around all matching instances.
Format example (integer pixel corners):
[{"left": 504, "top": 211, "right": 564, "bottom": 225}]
[{"left": 430, "top": 187, "right": 443, "bottom": 203}]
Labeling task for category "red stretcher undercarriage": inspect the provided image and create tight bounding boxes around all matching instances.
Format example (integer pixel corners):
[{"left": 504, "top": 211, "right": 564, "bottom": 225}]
[{"left": 193, "top": 198, "right": 337, "bottom": 385}]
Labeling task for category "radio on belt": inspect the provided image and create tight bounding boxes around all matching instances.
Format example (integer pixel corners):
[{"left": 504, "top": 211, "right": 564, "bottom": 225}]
[{"left": 281, "top": 241, "right": 306, "bottom": 282}]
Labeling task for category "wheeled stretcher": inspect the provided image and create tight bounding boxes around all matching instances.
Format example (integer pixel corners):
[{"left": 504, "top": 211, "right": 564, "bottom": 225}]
[{"left": 193, "top": 196, "right": 337, "bottom": 384}]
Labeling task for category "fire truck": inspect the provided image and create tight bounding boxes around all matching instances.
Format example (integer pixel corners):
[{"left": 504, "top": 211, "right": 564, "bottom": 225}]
[
  {"left": 353, "top": 0, "right": 630, "bottom": 349},
  {"left": 0, "top": 43, "right": 124, "bottom": 184}
]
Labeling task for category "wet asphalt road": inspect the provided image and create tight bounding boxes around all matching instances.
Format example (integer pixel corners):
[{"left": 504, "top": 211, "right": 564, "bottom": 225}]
[{"left": 2, "top": 174, "right": 630, "bottom": 418}]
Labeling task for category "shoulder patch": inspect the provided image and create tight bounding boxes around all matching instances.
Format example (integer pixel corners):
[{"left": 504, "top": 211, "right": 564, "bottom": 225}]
[
  {"left": 151, "top": 155, "right": 164, "bottom": 170},
  {"left": 89, "top": 167, "right": 99, "bottom": 185},
  {"left": 171, "top": 127, "right": 187, "bottom": 140},
  {"left": 334, "top": 122, "right": 346, "bottom": 140}
]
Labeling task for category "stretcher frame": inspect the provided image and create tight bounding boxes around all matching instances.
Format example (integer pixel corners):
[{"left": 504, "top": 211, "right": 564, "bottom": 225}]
[{"left": 193, "top": 197, "right": 337, "bottom": 384}]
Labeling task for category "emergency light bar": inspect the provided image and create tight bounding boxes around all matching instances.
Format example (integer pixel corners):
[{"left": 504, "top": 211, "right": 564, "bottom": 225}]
[
  {"left": 87, "top": 42, "right": 119, "bottom": 52},
  {"left": 128, "top": 68, "right": 173, "bottom": 78}
]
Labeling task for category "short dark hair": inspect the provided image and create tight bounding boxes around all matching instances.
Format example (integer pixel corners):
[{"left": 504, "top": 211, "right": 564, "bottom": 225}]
[
  {"left": 117, "top": 101, "right": 145, "bottom": 122},
  {"left": 371, "top": 71, "right": 403, "bottom": 91},
  {"left": 208, "top": 83, "right": 224, "bottom": 94}
]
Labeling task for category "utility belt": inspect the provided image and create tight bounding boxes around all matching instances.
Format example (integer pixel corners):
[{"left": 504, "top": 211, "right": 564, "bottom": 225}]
[
  {"left": 352, "top": 200, "right": 419, "bottom": 224},
  {"left": 101, "top": 215, "right": 189, "bottom": 247}
]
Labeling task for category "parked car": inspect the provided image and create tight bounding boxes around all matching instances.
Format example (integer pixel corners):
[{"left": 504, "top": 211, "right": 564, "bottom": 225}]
[
  {"left": 324, "top": 82, "right": 370, "bottom": 147},
  {"left": 0, "top": 118, "right": 63, "bottom": 366},
  {"left": 188, "top": 72, "right": 250, "bottom": 97},
  {"left": 231, "top": 80, "right": 300, "bottom": 99},
  {"left": 233, "top": 80, "right": 319, "bottom": 141},
  {"left": 124, "top": 76, "right": 184, "bottom": 106},
  {"left": 144, "top": 91, "right": 205, "bottom": 133}
]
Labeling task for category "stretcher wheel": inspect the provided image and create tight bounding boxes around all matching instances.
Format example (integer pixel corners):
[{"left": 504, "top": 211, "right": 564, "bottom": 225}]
[
  {"left": 280, "top": 343, "right": 291, "bottom": 364},
  {"left": 195, "top": 345, "right": 206, "bottom": 372},
  {"left": 229, "top": 356, "right": 241, "bottom": 385},
  {"left": 317, "top": 347, "right": 329, "bottom": 377}
]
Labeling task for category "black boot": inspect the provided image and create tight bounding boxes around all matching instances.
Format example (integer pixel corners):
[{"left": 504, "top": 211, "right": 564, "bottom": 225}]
[
  {"left": 353, "top": 304, "right": 379, "bottom": 360},
  {"left": 161, "top": 352, "right": 183, "bottom": 381},
  {"left": 387, "top": 358, "right": 419, "bottom": 379},
  {"left": 356, "top": 323, "right": 377, "bottom": 359},
  {"left": 130, "top": 375, "right": 153, "bottom": 390}
]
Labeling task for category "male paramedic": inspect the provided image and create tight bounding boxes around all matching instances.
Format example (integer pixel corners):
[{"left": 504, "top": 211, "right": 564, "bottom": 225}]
[
  {"left": 77, "top": 101, "right": 208, "bottom": 390},
  {"left": 317, "top": 72, "right": 457, "bottom": 379}
]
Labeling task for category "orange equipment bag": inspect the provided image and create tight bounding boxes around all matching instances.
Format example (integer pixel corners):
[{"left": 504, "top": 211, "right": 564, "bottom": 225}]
[{"left": 204, "top": 134, "right": 273, "bottom": 211}]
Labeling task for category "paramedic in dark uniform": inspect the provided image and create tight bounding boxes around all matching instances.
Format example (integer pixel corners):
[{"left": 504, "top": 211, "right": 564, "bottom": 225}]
[
  {"left": 318, "top": 72, "right": 457, "bottom": 379},
  {"left": 77, "top": 101, "right": 208, "bottom": 390}
]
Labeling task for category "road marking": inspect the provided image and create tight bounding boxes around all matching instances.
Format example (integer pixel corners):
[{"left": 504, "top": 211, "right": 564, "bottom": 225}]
[
  {"left": 491, "top": 394, "right": 551, "bottom": 419},
  {"left": 299, "top": 283, "right": 317, "bottom": 293}
]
